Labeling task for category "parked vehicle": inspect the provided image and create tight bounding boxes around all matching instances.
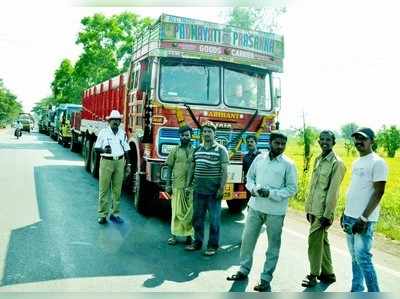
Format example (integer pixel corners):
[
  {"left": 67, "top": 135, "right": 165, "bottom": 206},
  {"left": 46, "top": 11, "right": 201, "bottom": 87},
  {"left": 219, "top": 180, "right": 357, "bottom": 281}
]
[
  {"left": 56, "top": 104, "right": 81, "bottom": 146},
  {"left": 71, "top": 14, "right": 284, "bottom": 214}
]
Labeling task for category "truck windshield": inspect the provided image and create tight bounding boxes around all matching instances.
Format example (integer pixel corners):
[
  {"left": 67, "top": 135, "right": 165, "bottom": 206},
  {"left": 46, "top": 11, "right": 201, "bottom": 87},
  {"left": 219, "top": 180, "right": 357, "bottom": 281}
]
[
  {"left": 224, "top": 68, "right": 272, "bottom": 111},
  {"left": 159, "top": 60, "right": 220, "bottom": 105}
]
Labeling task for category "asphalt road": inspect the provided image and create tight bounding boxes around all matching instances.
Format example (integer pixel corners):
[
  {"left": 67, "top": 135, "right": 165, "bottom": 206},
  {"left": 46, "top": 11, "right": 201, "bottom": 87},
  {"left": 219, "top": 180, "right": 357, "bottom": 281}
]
[{"left": 0, "top": 127, "right": 399, "bottom": 292}]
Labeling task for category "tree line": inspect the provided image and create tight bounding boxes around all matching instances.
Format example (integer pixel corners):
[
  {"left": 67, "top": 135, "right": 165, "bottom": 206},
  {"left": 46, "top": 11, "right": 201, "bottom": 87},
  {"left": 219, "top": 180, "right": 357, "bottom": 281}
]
[{"left": 0, "top": 79, "right": 23, "bottom": 125}]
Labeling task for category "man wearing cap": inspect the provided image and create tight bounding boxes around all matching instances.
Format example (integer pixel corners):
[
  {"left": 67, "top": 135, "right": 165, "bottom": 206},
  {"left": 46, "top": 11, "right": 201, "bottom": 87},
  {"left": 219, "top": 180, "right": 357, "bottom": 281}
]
[
  {"left": 185, "top": 121, "right": 229, "bottom": 256},
  {"left": 302, "top": 131, "right": 346, "bottom": 287},
  {"left": 226, "top": 131, "right": 297, "bottom": 292},
  {"left": 94, "top": 110, "right": 130, "bottom": 224},
  {"left": 342, "top": 128, "right": 388, "bottom": 292}
]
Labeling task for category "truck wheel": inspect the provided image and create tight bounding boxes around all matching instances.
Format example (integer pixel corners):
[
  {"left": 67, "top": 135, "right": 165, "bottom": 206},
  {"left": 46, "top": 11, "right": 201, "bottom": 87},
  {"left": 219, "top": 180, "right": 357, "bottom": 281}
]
[
  {"left": 70, "top": 134, "right": 80, "bottom": 153},
  {"left": 90, "top": 146, "right": 99, "bottom": 178},
  {"left": 133, "top": 174, "right": 158, "bottom": 216},
  {"left": 226, "top": 198, "right": 248, "bottom": 213},
  {"left": 82, "top": 138, "right": 91, "bottom": 172}
]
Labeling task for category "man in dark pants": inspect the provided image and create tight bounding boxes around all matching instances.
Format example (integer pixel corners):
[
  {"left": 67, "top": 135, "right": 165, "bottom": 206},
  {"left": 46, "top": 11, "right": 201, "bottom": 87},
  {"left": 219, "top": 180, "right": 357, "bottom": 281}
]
[
  {"left": 243, "top": 135, "right": 261, "bottom": 200},
  {"left": 185, "top": 121, "right": 228, "bottom": 256},
  {"left": 302, "top": 130, "right": 346, "bottom": 287}
]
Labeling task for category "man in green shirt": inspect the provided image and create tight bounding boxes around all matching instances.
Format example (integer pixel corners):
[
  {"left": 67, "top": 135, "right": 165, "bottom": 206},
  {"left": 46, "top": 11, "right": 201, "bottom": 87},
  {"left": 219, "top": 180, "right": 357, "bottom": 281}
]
[
  {"left": 165, "top": 125, "right": 194, "bottom": 245},
  {"left": 302, "top": 130, "right": 346, "bottom": 287}
]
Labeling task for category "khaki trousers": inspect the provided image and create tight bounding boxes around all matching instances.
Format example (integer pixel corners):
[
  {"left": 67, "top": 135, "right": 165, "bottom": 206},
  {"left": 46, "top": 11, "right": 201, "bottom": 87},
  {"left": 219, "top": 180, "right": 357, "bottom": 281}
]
[
  {"left": 308, "top": 216, "right": 334, "bottom": 276},
  {"left": 98, "top": 158, "right": 125, "bottom": 217}
]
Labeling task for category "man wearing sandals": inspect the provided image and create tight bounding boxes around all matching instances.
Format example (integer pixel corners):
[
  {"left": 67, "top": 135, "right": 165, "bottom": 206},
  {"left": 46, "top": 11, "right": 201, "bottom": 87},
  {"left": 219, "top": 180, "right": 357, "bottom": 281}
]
[
  {"left": 227, "top": 131, "right": 297, "bottom": 292},
  {"left": 185, "top": 121, "right": 228, "bottom": 256},
  {"left": 165, "top": 125, "right": 194, "bottom": 246},
  {"left": 301, "top": 131, "right": 346, "bottom": 288}
]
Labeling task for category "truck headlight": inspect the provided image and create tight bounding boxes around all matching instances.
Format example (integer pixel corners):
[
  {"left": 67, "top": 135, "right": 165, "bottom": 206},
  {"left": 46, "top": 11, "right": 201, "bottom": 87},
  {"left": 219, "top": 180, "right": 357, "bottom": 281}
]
[{"left": 160, "top": 144, "right": 177, "bottom": 155}]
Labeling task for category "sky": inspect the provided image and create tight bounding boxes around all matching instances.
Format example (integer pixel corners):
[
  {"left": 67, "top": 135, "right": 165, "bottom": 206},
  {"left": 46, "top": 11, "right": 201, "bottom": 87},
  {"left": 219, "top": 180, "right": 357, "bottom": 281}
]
[{"left": 1, "top": 0, "right": 399, "bottom": 132}]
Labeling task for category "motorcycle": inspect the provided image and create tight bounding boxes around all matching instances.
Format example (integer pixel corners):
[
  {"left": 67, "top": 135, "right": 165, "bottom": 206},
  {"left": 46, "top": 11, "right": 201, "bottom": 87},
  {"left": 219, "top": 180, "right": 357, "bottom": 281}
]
[{"left": 14, "top": 128, "right": 22, "bottom": 139}]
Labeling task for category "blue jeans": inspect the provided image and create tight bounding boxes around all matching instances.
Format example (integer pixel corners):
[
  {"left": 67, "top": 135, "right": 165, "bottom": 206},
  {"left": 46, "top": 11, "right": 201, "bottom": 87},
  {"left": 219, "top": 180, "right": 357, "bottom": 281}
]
[
  {"left": 343, "top": 215, "right": 379, "bottom": 292},
  {"left": 239, "top": 207, "right": 285, "bottom": 282},
  {"left": 192, "top": 191, "right": 221, "bottom": 249}
]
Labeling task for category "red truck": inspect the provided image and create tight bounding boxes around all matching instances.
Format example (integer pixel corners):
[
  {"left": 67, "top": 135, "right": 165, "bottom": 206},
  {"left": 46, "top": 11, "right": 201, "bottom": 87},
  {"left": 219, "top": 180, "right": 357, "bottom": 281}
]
[{"left": 71, "top": 14, "right": 284, "bottom": 215}]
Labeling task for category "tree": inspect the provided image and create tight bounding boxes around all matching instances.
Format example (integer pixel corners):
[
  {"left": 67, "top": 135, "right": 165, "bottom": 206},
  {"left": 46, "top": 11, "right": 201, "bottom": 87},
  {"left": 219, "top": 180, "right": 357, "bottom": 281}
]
[
  {"left": 376, "top": 125, "right": 400, "bottom": 158},
  {"left": 341, "top": 122, "right": 358, "bottom": 156},
  {"left": 295, "top": 113, "right": 319, "bottom": 202},
  {"left": 0, "top": 79, "right": 23, "bottom": 123},
  {"left": 74, "top": 12, "right": 153, "bottom": 87},
  {"left": 226, "top": 7, "right": 286, "bottom": 32},
  {"left": 49, "top": 12, "right": 154, "bottom": 106},
  {"left": 31, "top": 96, "right": 56, "bottom": 115},
  {"left": 51, "top": 59, "right": 77, "bottom": 104}
]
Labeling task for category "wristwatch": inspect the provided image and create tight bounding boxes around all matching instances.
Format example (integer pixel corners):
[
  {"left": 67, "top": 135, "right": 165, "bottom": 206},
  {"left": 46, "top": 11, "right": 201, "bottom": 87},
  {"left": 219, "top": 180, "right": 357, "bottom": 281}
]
[{"left": 360, "top": 215, "right": 368, "bottom": 222}]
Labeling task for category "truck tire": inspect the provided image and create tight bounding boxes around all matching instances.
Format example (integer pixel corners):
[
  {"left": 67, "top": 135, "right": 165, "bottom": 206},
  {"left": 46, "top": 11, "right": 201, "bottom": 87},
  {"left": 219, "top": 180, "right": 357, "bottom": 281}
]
[
  {"left": 70, "top": 133, "right": 80, "bottom": 153},
  {"left": 90, "top": 146, "right": 99, "bottom": 178},
  {"left": 82, "top": 138, "right": 91, "bottom": 172},
  {"left": 133, "top": 173, "right": 158, "bottom": 216},
  {"left": 226, "top": 198, "right": 248, "bottom": 213}
]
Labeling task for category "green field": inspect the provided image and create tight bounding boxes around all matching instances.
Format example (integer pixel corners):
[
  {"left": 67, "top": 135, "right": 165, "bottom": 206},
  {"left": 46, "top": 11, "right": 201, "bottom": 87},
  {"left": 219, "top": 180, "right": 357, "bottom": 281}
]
[{"left": 285, "top": 138, "right": 400, "bottom": 241}]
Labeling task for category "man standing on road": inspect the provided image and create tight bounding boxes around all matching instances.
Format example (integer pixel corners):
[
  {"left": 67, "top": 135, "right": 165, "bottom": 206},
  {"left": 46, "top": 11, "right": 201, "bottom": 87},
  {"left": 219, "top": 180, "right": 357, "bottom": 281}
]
[
  {"left": 94, "top": 110, "right": 130, "bottom": 225},
  {"left": 243, "top": 135, "right": 261, "bottom": 200},
  {"left": 342, "top": 128, "right": 388, "bottom": 292},
  {"left": 185, "top": 121, "right": 228, "bottom": 256},
  {"left": 226, "top": 131, "right": 297, "bottom": 292},
  {"left": 302, "top": 131, "right": 346, "bottom": 287},
  {"left": 165, "top": 125, "right": 194, "bottom": 246}
]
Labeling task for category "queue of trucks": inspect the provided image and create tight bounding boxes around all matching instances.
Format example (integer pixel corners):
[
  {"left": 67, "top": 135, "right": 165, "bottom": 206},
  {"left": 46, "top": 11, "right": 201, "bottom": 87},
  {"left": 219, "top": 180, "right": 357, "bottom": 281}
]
[{"left": 36, "top": 14, "right": 284, "bottom": 216}]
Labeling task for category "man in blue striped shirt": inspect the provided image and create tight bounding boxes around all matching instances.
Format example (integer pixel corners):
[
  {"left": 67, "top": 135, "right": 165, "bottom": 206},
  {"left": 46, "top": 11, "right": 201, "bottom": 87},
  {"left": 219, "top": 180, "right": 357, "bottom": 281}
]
[
  {"left": 227, "top": 131, "right": 298, "bottom": 291},
  {"left": 185, "top": 121, "right": 229, "bottom": 256}
]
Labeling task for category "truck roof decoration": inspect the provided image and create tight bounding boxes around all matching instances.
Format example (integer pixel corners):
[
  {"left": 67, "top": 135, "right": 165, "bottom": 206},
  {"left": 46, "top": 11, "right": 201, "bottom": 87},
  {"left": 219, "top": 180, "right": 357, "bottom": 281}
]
[{"left": 132, "top": 14, "right": 284, "bottom": 72}]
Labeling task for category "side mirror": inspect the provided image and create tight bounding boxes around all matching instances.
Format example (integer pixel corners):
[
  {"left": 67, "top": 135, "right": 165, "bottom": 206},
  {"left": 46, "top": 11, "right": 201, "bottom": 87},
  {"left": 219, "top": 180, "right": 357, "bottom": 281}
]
[{"left": 272, "top": 76, "right": 281, "bottom": 111}]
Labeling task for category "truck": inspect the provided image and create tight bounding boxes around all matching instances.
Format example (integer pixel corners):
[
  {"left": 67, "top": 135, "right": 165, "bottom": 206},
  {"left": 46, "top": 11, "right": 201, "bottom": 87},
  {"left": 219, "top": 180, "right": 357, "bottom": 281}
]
[
  {"left": 17, "top": 113, "right": 34, "bottom": 132},
  {"left": 55, "top": 104, "right": 82, "bottom": 146},
  {"left": 71, "top": 14, "right": 284, "bottom": 214}
]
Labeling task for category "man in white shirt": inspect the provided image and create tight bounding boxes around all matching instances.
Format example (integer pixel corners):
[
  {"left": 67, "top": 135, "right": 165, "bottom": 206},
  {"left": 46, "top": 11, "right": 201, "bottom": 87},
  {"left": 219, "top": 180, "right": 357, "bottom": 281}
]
[
  {"left": 94, "top": 110, "right": 130, "bottom": 224},
  {"left": 342, "top": 127, "right": 388, "bottom": 292},
  {"left": 226, "top": 131, "right": 297, "bottom": 292}
]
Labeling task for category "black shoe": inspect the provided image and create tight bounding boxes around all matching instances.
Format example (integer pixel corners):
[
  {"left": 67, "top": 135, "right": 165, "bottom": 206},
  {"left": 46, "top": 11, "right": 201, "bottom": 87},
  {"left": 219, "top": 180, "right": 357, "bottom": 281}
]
[
  {"left": 301, "top": 275, "right": 317, "bottom": 287},
  {"left": 254, "top": 280, "right": 271, "bottom": 292},
  {"left": 185, "top": 236, "right": 193, "bottom": 245},
  {"left": 227, "top": 271, "right": 248, "bottom": 281},
  {"left": 110, "top": 214, "right": 124, "bottom": 224},
  {"left": 318, "top": 273, "right": 336, "bottom": 284},
  {"left": 98, "top": 217, "right": 107, "bottom": 224}
]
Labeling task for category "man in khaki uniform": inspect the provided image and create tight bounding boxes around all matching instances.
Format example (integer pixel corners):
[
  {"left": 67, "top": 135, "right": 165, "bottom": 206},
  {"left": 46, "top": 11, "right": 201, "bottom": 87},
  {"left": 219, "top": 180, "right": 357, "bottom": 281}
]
[
  {"left": 302, "top": 130, "right": 346, "bottom": 287},
  {"left": 94, "top": 110, "right": 130, "bottom": 224}
]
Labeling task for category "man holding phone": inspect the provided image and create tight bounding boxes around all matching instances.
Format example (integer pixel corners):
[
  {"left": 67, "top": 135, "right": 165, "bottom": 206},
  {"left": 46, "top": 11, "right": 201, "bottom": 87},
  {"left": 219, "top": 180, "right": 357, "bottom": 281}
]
[{"left": 226, "top": 131, "right": 297, "bottom": 292}]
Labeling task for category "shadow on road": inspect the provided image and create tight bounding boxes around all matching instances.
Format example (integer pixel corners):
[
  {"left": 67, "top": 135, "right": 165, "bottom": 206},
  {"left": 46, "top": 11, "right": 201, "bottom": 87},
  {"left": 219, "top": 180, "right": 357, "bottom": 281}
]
[
  {"left": 302, "top": 282, "right": 331, "bottom": 292},
  {"left": 1, "top": 163, "right": 246, "bottom": 288}
]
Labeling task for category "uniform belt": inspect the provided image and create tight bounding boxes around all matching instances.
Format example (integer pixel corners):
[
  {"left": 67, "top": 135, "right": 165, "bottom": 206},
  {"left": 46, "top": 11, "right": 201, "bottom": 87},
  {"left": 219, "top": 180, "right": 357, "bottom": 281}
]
[{"left": 102, "top": 155, "right": 124, "bottom": 160}]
